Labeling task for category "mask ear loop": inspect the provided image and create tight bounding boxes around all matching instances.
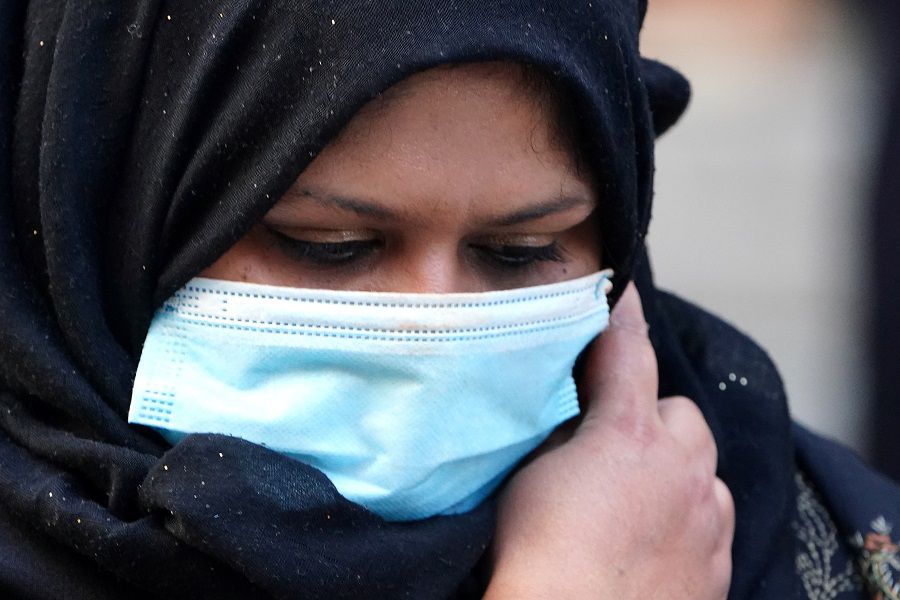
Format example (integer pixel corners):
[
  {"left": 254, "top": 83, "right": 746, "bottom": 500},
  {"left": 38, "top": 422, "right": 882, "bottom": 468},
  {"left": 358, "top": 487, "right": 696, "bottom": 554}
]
[
  {"left": 574, "top": 268, "right": 613, "bottom": 414},
  {"left": 593, "top": 268, "right": 615, "bottom": 300}
]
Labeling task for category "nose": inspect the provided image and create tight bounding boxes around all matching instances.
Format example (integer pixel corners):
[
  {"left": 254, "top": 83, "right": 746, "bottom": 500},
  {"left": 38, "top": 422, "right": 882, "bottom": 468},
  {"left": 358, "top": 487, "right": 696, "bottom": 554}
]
[
  {"left": 395, "top": 263, "right": 464, "bottom": 294},
  {"left": 389, "top": 244, "right": 481, "bottom": 294}
]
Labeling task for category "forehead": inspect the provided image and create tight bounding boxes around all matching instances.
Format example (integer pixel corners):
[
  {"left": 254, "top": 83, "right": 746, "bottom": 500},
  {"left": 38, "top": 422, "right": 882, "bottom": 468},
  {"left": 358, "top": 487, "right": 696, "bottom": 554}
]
[
  {"left": 291, "top": 62, "right": 588, "bottom": 215},
  {"left": 335, "top": 63, "right": 561, "bottom": 146}
]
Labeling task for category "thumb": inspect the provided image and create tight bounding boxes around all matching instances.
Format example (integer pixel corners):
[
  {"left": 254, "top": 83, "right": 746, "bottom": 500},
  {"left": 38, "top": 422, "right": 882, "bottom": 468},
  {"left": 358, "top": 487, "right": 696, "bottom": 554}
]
[{"left": 579, "top": 282, "right": 659, "bottom": 426}]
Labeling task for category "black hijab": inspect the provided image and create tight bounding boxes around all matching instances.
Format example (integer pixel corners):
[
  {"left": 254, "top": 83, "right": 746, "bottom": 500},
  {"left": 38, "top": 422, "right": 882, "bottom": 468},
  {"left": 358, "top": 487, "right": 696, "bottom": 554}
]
[{"left": 1, "top": 1, "right": 873, "bottom": 599}]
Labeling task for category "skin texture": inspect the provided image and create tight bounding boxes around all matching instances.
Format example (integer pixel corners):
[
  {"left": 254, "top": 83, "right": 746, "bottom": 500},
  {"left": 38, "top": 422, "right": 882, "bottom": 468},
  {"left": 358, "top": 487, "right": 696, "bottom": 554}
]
[{"left": 204, "top": 62, "right": 735, "bottom": 598}]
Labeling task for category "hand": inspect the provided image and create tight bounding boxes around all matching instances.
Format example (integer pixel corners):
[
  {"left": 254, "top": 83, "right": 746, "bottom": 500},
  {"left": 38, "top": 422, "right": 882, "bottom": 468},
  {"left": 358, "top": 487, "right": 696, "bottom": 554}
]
[{"left": 484, "top": 283, "right": 734, "bottom": 599}]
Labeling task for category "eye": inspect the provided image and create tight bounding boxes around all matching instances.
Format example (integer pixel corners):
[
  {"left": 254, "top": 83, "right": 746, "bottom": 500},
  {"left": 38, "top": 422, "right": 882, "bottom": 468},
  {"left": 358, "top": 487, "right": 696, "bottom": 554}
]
[
  {"left": 471, "top": 240, "right": 565, "bottom": 269},
  {"left": 266, "top": 227, "right": 383, "bottom": 266}
]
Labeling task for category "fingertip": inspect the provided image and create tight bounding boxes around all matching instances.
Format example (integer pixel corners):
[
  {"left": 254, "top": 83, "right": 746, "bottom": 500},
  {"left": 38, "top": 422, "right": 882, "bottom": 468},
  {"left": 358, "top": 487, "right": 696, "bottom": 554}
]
[{"left": 608, "top": 282, "right": 649, "bottom": 334}]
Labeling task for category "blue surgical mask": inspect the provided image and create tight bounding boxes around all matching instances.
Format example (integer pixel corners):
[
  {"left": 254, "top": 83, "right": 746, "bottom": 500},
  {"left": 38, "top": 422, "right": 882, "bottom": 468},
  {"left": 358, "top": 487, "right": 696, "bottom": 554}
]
[{"left": 129, "top": 270, "right": 613, "bottom": 521}]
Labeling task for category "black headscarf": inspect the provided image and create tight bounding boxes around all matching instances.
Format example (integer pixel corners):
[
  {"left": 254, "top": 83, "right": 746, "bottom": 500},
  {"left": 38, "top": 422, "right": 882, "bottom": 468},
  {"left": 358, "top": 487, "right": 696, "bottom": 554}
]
[{"left": 4, "top": 1, "right": 894, "bottom": 599}]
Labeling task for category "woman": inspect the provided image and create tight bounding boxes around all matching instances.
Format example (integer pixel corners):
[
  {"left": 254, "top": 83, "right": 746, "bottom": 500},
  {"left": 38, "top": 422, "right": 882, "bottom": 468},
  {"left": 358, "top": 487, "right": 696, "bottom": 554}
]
[{"left": 0, "top": 1, "right": 896, "bottom": 599}]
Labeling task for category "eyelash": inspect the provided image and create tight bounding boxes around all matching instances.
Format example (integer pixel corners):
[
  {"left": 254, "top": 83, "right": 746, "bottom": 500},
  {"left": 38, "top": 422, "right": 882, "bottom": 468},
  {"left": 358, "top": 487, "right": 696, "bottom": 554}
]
[
  {"left": 267, "top": 229, "right": 565, "bottom": 269},
  {"left": 470, "top": 242, "right": 565, "bottom": 268},
  {"left": 269, "top": 230, "right": 381, "bottom": 265}
]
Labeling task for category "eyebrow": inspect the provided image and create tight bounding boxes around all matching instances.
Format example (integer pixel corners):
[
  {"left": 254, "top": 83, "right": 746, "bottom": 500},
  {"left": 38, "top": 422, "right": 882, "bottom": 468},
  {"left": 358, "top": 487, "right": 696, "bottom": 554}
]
[
  {"left": 287, "top": 188, "right": 593, "bottom": 225},
  {"left": 485, "top": 195, "right": 594, "bottom": 226},
  {"left": 289, "top": 188, "right": 396, "bottom": 219}
]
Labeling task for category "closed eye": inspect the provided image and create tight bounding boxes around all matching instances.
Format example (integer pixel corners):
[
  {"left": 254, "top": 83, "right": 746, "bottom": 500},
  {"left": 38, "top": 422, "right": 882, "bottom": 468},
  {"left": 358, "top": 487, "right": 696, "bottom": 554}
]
[
  {"left": 470, "top": 241, "right": 565, "bottom": 268},
  {"left": 266, "top": 227, "right": 382, "bottom": 265},
  {"left": 265, "top": 225, "right": 568, "bottom": 272}
]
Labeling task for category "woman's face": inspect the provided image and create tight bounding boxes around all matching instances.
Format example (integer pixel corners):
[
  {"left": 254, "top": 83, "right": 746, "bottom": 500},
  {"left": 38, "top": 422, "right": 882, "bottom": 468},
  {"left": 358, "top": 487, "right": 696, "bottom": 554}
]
[{"left": 202, "top": 63, "right": 601, "bottom": 292}]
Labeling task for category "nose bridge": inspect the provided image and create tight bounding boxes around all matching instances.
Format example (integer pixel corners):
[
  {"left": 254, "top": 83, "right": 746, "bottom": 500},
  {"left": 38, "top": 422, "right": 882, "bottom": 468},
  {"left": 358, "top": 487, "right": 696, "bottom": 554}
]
[
  {"left": 395, "top": 241, "right": 473, "bottom": 294},
  {"left": 403, "top": 253, "right": 462, "bottom": 294}
]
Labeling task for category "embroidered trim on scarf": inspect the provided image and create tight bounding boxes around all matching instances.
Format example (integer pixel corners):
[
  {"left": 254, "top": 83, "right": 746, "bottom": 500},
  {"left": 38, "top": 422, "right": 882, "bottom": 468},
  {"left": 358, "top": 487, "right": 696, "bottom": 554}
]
[
  {"left": 851, "top": 516, "right": 900, "bottom": 600},
  {"left": 793, "top": 471, "right": 862, "bottom": 599}
]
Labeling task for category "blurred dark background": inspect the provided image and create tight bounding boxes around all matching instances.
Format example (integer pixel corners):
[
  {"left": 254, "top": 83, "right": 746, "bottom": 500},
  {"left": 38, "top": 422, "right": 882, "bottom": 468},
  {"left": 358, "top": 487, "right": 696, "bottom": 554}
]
[
  {"left": 640, "top": 0, "right": 898, "bottom": 479},
  {"left": 863, "top": 0, "right": 899, "bottom": 481}
]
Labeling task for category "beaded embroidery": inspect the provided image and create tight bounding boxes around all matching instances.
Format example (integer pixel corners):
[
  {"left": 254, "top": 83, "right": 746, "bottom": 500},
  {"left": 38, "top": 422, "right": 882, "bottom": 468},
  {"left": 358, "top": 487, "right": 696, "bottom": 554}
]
[
  {"left": 851, "top": 517, "right": 900, "bottom": 600},
  {"left": 794, "top": 472, "right": 861, "bottom": 599}
]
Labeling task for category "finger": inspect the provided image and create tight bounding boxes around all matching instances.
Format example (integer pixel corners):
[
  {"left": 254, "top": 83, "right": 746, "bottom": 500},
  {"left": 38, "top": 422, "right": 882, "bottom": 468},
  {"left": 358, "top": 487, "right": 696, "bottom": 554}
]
[
  {"left": 658, "top": 396, "right": 718, "bottom": 473},
  {"left": 710, "top": 477, "right": 736, "bottom": 600},
  {"left": 711, "top": 506, "right": 734, "bottom": 600},
  {"left": 698, "top": 478, "right": 735, "bottom": 557},
  {"left": 579, "top": 282, "right": 659, "bottom": 424},
  {"left": 714, "top": 478, "right": 736, "bottom": 550}
]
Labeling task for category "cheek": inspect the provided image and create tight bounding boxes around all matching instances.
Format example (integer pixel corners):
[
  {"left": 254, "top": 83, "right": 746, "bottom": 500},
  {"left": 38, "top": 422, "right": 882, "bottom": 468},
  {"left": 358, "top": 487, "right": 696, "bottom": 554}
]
[
  {"left": 199, "top": 226, "right": 293, "bottom": 285},
  {"left": 199, "top": 226, "right": 383, "bottom": 290},
  {"left": 563, "top": 217, "right": 602, "bottom": 275}
]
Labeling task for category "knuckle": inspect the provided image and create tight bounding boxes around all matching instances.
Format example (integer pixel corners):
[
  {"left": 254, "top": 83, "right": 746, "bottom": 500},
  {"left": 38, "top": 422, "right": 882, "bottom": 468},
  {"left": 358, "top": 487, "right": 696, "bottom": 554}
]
[
  {"left": 668, "top": 395, "right": 703, "bottom": 419},
  {"left": 678, "top": 397, "right": 717, "bottom": 443},
  {"left": 715, "top": 479, "right": 736, "bottom": 529},
  {"left": 659, "top": 396, "right": 719, "bottom": 467},
  {"left": 679, "top": 460, "right": 724, "bottom": 518},
  {"left": 686, "top": 461, "right": 716, "bottom": 504},
  {"left": 606, "top": 408, "right": 660, "bottom": 448},
  {"left": 630, "top": 341, "right": 658, "bottom": 375},
  {"left": 712, "top": 549, "right": 734, "bottom": 600}
]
